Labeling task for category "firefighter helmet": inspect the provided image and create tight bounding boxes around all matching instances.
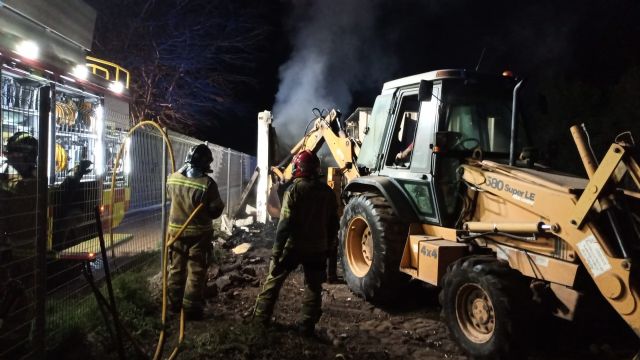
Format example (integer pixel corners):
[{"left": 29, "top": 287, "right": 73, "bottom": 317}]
[
  {"left": 291, "top": 150, "right": 320, "bottom": 178},
  {"left": 185, "top": 144, "right": 213, "bottom": 173},
  {"left": 6, "top": 132, "right": 38, "bottom": 161}
]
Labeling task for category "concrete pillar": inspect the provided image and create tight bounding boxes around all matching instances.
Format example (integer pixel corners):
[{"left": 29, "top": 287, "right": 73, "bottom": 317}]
[{"left": 256, "top": 110, "right": 272, "bottom": 223}]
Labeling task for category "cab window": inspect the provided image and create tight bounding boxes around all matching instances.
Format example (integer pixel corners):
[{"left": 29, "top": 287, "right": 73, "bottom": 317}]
[
  {"left": 357, "top": 93, "right": 393, "bottom": 170},
  {"left": 385, "top": 93, "right": 419, "bottom": 167},
  {"left": 438, "top": 81, "right": 527, "bottom": 154}
]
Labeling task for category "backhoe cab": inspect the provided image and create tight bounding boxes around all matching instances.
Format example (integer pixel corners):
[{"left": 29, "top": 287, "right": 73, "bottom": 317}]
[
  {"left": 353, "top": 69, "right": 526, "bottom": 226},
  {"left": 267, "top": 69, "right": 640, "bottom": 359}
]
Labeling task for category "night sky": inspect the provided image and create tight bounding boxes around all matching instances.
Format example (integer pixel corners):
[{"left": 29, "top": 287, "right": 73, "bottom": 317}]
[{"left": 91, "top": 0, "right": 640, "bottom": 170}]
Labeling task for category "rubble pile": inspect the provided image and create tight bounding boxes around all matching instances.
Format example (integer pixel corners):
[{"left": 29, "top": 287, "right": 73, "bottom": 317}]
[
  {"left": 148, "top": 223, "right": 275, "bottom": 305},
  {"left": 204, "top": 222, "right": 277, "bottom": 302},
  {"left": 218, "top": 222, "right": 276, "bottom": 250},
  {"left": 205, "top": 254, "right": 263, "bottom": 298}
]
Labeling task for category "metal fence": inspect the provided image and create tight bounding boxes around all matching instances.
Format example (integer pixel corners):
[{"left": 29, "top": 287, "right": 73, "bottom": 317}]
[
  {"left": 0, "top": 74, "right": 45, "bottom": 359},
  {"left": 0, "top": 69, "right": 256, "bottom": 358},
  {"left": 112, "top": 128, "right": 256, "bottom": 272}
]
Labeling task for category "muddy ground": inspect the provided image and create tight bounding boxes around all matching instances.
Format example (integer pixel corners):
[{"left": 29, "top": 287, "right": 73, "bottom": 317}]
[{"left": 151, "top": 224, "right": 637, "bottom": 360}]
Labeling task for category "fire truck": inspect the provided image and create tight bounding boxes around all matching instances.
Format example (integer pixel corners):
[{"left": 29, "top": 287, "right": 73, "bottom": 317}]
[{"left": 0, "top": 0, "right": 131, "bottom": 255}]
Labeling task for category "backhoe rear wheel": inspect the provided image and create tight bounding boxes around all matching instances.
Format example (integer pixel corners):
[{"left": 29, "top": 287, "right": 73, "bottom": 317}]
[
  {"left": 439, "top": 256, "right": 532, "bottom": 360},
  {"left": 339, "top": 193, "right": 409, "bottom": 304}
]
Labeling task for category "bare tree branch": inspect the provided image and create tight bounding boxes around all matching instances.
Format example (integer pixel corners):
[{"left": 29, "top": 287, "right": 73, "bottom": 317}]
[{"left": 88, "top": 0, "right": 271, "bottom": 138}]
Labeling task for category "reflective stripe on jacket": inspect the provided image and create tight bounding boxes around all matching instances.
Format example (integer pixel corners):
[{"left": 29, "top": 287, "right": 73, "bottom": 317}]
[{"left": 167, "top": 171, "right": 224, "bottom": 238}]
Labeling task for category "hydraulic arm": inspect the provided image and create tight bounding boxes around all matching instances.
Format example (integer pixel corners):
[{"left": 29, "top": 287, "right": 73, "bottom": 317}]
[{"left": 271, "top": 109, "right": 360, "bottom": 184}]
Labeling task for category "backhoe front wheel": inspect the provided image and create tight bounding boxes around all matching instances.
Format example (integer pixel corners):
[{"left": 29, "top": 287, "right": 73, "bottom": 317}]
[
  {"left": 440, "top": 257, "right": 532, "bottom": 360},
  {"left": 344, "top": 216, "right": 374, "bottom": 277},
  {"left": 339, "top": 193, "right": 409, "bottom": 304}
]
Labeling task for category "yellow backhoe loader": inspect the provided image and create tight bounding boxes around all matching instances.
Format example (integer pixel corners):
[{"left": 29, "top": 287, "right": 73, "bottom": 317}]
[{"left": 267, "top": 69, "right": 640, "bottom": 359}]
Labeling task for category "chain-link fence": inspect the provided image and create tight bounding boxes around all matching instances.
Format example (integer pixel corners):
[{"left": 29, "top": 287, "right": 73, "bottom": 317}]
[
  {"left": 169, "top": 132, "right": 256, "bottom": 218},
  {"left": 118, "top": 128, "right": 256, "bottom": 270},
  {"left": 0, "top": 72, "right": 256, "bottom": 358}
]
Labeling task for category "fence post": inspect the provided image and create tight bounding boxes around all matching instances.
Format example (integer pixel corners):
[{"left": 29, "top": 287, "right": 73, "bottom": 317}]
[
  {"left": 256, "top": 111, "right": 272, "bottom": 223},
  {"left": 161, "top": 128, "right": 168, "bottom": 262},
  {"left": 46, "top": 84, "right": 56, "bottom": 186},
  {"left": 35, "top": 85, "right": 51, "bottom": 357},
  {"left": 226, "top": 148, "right": 231, "bottom": 216}
]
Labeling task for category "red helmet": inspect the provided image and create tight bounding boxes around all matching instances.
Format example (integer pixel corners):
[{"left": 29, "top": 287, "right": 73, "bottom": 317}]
[{"left": 291, "top": 150, "right": 320, "bottom": 178}]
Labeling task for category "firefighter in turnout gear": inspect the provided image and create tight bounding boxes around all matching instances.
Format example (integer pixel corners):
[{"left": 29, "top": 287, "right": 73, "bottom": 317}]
[
  {"left": 254, "top": 150, "right": 339, "bottom": 336},
  {"left": 0, "top": 132, "right": 38, "bottom": 355},
  {"left": 167, "top": 144, "right": 224, "bottom": 319}
]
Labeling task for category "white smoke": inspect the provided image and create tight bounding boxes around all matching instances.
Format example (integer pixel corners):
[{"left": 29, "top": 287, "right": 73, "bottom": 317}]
[{"left": 273, "top": 0, "right": 395, "bottom": 150}]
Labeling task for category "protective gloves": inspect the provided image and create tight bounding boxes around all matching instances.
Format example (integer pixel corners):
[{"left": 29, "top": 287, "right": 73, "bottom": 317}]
[{"left": 74, "top": 160, "right": 93, "bottom": 177}]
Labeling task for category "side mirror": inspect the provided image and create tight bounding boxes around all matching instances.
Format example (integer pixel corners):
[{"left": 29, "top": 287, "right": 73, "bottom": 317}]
[{"left": 418, "top": 80, "right": 433, "bottom": 102}]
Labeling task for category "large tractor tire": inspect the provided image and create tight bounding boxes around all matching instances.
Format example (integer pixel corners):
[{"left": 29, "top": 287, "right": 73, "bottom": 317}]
[
  {"left": 338, "top": 193, "right": 409, "bottom": 304},
  {"left": 439, "top": 256, "right": 532, "bottom": 360}
]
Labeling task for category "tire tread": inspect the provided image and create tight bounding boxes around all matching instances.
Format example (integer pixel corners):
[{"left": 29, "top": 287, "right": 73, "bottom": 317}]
[{"left": 339, "top": 193, "right": 409, "bottom": 303}]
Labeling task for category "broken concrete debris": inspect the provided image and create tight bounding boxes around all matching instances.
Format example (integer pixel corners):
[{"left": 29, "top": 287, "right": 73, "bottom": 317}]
[{"left": 232, "top": 242, "right": 252, "bottom": 254}]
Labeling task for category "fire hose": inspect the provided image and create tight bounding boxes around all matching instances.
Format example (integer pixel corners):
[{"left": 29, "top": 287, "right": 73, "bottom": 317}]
[
  {"left": 109, "top": 120, "right": 175, "bottom": 256},
  {"left": 153, "top": 202, "right": 204, "bottom": 360},
  {"left": 108, "top": 121, "right": 194, "bottom": 359},
  {"left": 109, "top": 121, "right": 216, "bottom": 358},
  {"left": 109, "top": 121, "right": 214, "bottom": 358}
]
